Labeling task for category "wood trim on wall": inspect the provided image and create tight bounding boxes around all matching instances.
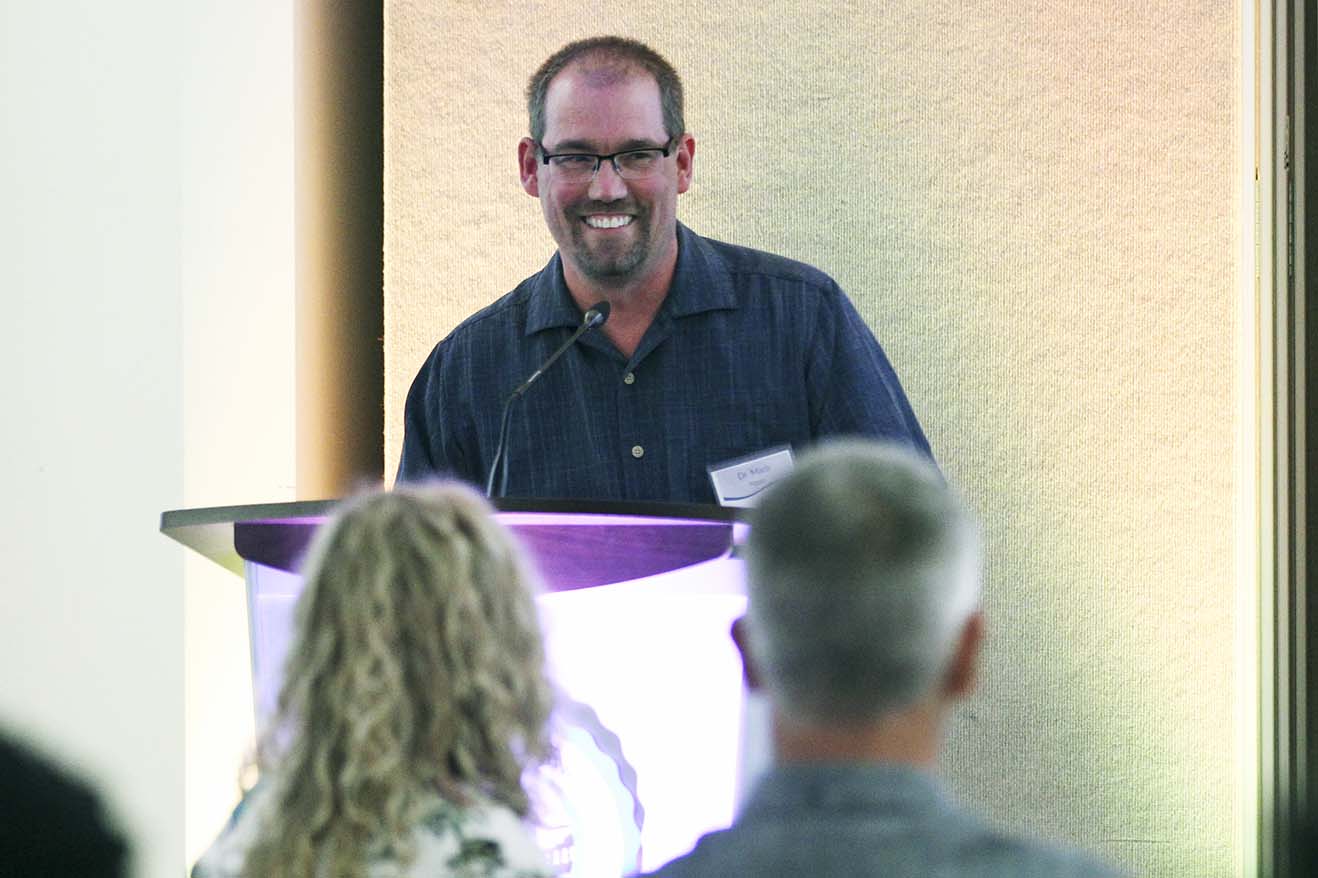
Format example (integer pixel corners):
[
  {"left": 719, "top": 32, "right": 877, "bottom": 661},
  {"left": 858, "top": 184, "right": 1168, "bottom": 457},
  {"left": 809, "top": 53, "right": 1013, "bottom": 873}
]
[{"left": 295, "top": 0, "right": 385, "bottom": 498}]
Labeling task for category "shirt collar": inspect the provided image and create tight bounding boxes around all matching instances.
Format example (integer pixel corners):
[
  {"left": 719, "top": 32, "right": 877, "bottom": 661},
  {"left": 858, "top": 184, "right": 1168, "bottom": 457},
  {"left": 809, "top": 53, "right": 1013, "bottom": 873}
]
[
  {"left": 525, "top": 252, "right": 582, "bottom": 336},
  {"left": 740, "top": 762, "right": 958, "bottom": 821},
  {"left": 665, "top": 222, "right": 738, "bottom": 317},
  {"left": 524, "top": 222, "right": 738, "bottom": 338}
]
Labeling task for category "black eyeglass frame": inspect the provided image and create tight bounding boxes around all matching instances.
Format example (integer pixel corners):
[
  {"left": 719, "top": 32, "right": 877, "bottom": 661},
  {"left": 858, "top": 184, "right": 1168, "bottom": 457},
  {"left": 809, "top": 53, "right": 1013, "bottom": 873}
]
[{"left": 536, "top": 137, "right": 678, "bottom": 179}]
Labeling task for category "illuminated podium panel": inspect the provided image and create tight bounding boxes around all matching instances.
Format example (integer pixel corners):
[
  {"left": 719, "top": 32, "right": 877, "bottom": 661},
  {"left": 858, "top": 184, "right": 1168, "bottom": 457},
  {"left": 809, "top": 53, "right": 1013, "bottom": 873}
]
[{"left": 163, "top": 499, "right": 767, "bottom": 877}]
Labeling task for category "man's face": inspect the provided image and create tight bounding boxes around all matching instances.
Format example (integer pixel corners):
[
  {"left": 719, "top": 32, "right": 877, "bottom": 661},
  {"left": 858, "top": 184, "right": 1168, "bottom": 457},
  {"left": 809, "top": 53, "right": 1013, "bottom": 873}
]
[{"left": 519, "top": 65, "right": 693, "bottom": 288}]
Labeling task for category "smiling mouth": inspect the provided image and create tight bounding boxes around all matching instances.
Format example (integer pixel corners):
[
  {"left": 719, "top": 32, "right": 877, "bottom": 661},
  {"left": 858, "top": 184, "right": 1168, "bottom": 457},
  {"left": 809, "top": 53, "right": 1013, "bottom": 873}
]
[{"left": 582, "top": 214, "right": 633, "bottom": 229}]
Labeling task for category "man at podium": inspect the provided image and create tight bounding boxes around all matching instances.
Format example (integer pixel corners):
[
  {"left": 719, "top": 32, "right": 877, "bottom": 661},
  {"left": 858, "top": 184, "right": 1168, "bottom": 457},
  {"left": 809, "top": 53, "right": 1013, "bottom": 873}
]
[{"left": 397, "top": 36, "right": 931, "bottom": 503}]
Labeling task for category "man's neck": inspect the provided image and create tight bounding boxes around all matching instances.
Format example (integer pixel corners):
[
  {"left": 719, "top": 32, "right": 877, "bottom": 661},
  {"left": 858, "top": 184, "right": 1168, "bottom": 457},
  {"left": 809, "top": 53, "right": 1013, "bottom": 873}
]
[
  {"left": 771, "top": 700, "right": 945, "bottom": 769},
  {"left": 562, "top": 238, "right": 677, "bottom": 359}
]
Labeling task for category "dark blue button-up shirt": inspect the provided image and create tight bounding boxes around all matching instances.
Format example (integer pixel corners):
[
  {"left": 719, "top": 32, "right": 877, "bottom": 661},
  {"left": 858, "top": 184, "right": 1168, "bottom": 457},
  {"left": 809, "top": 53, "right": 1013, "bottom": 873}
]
[{"left": 397, "top": 224, "right": 932, "bottom": 503}]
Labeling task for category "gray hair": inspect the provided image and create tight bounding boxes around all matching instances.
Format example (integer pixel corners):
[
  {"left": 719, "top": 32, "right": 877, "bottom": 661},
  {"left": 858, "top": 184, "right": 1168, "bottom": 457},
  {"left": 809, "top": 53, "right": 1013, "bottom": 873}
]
[
  {"left": 526, "top": 36, "right": 684, "bottom": 143},
  {"left": 744, "top": 440, "right": 982, "bottom": 725}
]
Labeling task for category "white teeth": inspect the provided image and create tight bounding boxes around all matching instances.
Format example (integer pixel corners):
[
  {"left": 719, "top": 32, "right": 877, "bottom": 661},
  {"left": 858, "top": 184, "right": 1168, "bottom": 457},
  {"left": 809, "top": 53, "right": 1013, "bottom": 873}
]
[{"left": 584, "top": 215, "right": 632, "bottom": 229}]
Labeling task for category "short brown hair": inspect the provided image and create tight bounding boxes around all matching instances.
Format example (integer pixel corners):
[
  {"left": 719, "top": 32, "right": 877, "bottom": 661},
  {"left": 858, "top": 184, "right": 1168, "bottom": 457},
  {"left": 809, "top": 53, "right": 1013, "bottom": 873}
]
[{"left": 526, "top": 36, "right": 684, "bottom": 142}]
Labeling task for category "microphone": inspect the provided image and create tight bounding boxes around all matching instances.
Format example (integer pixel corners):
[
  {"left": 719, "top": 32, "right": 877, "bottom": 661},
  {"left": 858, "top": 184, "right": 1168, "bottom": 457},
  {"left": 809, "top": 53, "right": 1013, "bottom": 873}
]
[{"left": 485, "top": 301, "right": 611, "bottom": 498}]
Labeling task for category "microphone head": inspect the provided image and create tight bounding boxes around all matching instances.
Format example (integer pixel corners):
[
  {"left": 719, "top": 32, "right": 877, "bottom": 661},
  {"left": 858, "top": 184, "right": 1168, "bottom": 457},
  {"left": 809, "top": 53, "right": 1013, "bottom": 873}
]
[{"left": 584, "top": 300, "right": 611, "bottom": 327}]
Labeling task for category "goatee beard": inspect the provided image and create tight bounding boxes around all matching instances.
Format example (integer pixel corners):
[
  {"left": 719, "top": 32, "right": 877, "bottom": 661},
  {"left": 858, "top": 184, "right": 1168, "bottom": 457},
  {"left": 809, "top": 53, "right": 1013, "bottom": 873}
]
[{"left": 572, "top": 210, "right": 650, "bottom": 282}]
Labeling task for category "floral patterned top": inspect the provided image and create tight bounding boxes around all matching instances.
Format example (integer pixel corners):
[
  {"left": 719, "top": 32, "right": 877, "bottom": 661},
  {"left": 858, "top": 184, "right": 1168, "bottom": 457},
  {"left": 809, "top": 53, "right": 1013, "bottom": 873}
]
[{"left": 192, "top": 781, "right": 553, "bottom": 878}]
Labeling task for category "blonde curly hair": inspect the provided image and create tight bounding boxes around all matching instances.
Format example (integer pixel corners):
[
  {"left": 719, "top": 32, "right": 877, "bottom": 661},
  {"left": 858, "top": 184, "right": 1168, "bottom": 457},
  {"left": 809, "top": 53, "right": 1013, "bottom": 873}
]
[{"left": 241, "top": 482, "right": 554, "bottom": 878}]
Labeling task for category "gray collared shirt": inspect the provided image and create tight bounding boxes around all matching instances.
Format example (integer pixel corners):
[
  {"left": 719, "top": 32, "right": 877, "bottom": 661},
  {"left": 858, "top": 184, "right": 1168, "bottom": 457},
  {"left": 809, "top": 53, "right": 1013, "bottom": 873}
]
[
  {"left": 398, "top": 224, "right": 931, "bottom": 502},
  {"left": 640, "top": 763, "right": 1126, "bottom": 878}
]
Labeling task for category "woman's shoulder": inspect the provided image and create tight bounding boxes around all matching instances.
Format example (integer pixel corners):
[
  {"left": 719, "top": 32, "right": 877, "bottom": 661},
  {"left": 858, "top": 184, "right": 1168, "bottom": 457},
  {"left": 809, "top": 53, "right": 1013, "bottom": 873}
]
[
  {"left": 193, "top": 783, "right": 552, "bottom": 878},
  {"left": 191, "top": 781, "right": 276, "bottom": 878}
]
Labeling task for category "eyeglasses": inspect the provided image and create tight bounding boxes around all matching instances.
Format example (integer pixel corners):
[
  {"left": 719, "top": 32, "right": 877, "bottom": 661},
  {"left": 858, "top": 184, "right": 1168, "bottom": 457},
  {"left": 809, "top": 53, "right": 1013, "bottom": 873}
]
[{"left": 537, "top": 138, "right": 676, "bottom": 182}]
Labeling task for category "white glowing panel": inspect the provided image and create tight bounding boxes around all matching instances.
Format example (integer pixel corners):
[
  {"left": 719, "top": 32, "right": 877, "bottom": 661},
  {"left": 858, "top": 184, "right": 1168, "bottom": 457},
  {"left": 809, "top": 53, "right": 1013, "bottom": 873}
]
[
  {"left": 537, "top": 556, "right": 748, "bottom": 874},
  {"left": 245, "top": 561, "right": 303, "bottom": 725}
]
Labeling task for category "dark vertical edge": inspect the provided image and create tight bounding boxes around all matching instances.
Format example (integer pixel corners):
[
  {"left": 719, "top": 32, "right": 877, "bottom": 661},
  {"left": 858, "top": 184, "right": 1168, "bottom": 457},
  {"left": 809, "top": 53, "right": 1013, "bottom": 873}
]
[
  {"left": 1280, "top": 0, "right": 1315, "bottom": 873},
  {"left": 346, "top": 1, "right": 386, "bottom": 488},
  {"left": 1302, "top": 0, "right": 1317, "bottom": 850},
  {"left": 1271, "top": 3, "right": 1302, "bottom": 875}
]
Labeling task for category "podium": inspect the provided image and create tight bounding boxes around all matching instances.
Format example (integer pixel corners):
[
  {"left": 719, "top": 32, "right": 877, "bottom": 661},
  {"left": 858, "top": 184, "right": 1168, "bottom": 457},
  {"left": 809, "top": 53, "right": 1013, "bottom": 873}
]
[{"left": 163, "top": 498, "right": 765, "bottom": 876}]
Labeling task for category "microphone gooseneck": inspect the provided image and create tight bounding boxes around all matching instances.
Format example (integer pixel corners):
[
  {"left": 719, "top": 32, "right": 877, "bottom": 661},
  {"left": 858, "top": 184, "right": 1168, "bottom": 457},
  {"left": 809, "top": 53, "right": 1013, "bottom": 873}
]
[{"left": 484, "top": 301, "right": 611, "bottom": 498}]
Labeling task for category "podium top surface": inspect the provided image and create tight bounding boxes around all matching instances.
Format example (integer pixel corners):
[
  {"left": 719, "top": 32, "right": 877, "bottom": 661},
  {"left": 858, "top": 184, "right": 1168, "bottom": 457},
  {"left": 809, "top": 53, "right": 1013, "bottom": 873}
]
[{"left": 162, "top": 497, "right": 743, "bottom": 591}]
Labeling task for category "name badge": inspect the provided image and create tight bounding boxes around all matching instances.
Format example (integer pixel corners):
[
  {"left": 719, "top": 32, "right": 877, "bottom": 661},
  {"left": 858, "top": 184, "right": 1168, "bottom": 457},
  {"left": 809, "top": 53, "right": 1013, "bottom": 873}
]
[{"left": 707, "top": 445, "right": 795, "bottom": 508}]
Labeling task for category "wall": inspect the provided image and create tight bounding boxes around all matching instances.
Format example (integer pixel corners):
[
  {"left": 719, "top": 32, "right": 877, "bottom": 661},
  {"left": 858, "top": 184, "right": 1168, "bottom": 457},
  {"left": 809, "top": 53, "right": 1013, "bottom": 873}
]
[
  {"left": 0, "top": 4, "right": 186, "bottom": 876},
  {"left": 180, "top": 0, "right": 298, "bottom": 867},
  {"left": 383, "top": 3, "right": 1243, "bottom": 875},
  {"left": 296, "top": 0, "right": 385, "bottom": 500},
  {"left": 0, "top": 2, "right": 298, "bottom": 874}
]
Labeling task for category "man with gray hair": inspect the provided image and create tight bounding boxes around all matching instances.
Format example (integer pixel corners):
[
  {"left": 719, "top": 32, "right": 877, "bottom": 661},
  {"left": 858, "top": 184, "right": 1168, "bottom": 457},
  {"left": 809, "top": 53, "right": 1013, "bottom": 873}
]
[{"left": 642, "top": 440, "right": 1123, "bottom": 877}]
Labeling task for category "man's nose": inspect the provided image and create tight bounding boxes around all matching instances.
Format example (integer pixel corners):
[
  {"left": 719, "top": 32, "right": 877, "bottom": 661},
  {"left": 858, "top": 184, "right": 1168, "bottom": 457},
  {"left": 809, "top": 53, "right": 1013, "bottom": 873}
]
[{"left": 588, "top": 158, "right": 628, "bottom": 201}]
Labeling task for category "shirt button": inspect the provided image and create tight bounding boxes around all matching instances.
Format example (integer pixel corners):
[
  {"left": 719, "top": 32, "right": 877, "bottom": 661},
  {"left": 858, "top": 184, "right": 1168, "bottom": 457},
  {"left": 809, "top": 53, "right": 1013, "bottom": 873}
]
[
  {"left": 631, "top": 445, "right": 645, "bottom": 459},
  {"left": 623, "top": 372, "right": 635, "bottom": 385}
]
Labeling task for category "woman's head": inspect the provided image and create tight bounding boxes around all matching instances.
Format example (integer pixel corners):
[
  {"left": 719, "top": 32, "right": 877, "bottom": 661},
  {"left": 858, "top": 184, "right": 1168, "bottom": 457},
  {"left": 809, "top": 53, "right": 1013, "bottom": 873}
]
[{"left": 247, "top": 482, "right": 553, "bottom": 877}]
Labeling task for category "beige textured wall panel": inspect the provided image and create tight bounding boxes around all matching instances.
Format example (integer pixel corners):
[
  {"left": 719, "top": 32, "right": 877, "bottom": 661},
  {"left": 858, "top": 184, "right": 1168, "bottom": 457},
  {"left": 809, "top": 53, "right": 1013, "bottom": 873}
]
[{"left": 386, "top": 4, "right": 1240, "bottom": 875}]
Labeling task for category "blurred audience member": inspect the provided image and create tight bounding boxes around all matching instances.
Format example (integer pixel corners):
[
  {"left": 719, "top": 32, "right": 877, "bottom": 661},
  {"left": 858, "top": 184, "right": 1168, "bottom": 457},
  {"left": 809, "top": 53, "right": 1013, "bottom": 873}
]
[
  {"left": 642, "top": 441, "right": 1125, "bottom": 878},
  {"left": 0, "top": 728, "right": 129, "bottom": 877},
  {"left": 194, "top": 483, "right": 554, "bottom": 878}
]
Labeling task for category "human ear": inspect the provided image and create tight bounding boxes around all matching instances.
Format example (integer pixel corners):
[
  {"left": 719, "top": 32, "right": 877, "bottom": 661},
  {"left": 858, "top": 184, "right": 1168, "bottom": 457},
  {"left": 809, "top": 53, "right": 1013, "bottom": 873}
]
[
  {"left": 943, "top": 611, "right": 984, "bottom": 700},
  {"left": 518, "top": 137, "right": 541, "bottom": 197},
  {"left": 730, "top": 616, "right": 762, "bottom": 691},
  {"left": 674, "top": 133, "right": 695, "bottom": 194}
]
